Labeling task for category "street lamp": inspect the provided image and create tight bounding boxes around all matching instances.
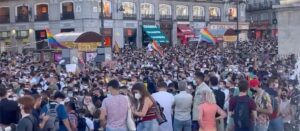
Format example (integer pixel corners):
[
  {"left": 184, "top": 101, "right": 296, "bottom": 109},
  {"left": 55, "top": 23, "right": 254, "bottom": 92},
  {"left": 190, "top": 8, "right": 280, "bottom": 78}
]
[{"left": 99, "top": 0, "right": 104, "bottom": 47}]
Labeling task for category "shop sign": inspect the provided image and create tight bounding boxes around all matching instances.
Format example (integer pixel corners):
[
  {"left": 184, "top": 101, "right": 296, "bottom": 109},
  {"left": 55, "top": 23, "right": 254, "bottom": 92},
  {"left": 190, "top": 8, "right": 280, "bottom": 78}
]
[
  {"left": 104, "top": 20, "right": 113, "bottom": 28},
  {"left": 0, "top": 26, "right": 8, "bottom": 31},
  {"left": 60, "top": 21, "right": 75, "bottom": 28},
  {"left": 209, "top": 24, "right": 249, "bottom": 30},
  {"left": 191, "top": 22, "right": 206, "bottom": 28},
  {"left": 124, "top": 21, "right": 137, "bottom": 28},
  {"left": 223, "top": 36, "right": 237, "bottom": 42},
  {"left": 16, "top": 24, "right": 29, "bottom": 30},
  {"left": 34, "top": 22, "right": 49, "bottom": 30}
]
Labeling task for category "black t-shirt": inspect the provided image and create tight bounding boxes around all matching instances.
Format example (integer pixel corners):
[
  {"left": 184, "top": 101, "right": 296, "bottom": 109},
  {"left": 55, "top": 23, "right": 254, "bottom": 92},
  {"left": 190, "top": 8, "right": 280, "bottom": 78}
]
[{"left": 0, "top": 98, "right": 20, "bottom": 125}]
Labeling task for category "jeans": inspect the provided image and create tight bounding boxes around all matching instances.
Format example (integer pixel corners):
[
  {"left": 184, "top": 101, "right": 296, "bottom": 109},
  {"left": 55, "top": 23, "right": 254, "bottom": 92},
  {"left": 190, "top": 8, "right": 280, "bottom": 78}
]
[
  {"left": 137, "top": 119, "right": 159, "bottom": 131},
  {"left": 192, "top": 120, "right": 200, "bottom": 131},
  {"left": 255, "top": 123, "right": 269, "bottom": 131},
  {"left": 173, "top": 118, "right": 192, "bottom": 131},
  {"left": 268, "top": 118, "right": 284, "bottom": 131},
  {"left": 105, "top": 127, "right": 127, "bottom": 131}
]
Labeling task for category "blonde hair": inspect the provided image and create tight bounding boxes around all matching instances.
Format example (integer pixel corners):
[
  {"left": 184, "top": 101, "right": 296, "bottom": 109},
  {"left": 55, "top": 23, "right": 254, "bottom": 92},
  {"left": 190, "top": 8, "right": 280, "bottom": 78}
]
[{"left": 203, "top": 90, "right": 216, "bottom": 104}]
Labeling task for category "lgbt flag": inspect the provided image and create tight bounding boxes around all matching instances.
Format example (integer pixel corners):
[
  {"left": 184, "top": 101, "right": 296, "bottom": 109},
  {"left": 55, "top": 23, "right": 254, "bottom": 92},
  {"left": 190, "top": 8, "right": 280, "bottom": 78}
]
[
  {"left": 152, "top": 40, "right": 164, "bottom": 56},
  {"left": 46, "top": 28, "right": 68, "bottom": 49},
  {"left": 200, "top": 28, "right": 217, "bottom": 45}
]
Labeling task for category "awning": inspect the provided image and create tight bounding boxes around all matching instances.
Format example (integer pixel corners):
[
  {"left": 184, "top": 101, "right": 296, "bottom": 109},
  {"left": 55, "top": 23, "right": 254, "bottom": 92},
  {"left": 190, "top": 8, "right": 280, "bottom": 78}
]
[
  {"left": 142, "top": 25, "right": 169, "bottom": 44},
  {"left": 54, "top": 32, "right": 102, "bottom": 43},
  {"left": 177, "top": 25, "right": 195, "bottom": 38}
]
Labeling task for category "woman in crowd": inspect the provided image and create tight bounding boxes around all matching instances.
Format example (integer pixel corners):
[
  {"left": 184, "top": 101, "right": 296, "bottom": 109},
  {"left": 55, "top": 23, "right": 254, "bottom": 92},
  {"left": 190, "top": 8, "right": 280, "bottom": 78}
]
[
  {"left": 16, "top": 95, "right": 36, "bottom": 131},
  {"left": 198, "top": 90, "right": 227, "bottom": 131},
  {"left": 131, "top": 83, "right": 159, "bottom": 131}
]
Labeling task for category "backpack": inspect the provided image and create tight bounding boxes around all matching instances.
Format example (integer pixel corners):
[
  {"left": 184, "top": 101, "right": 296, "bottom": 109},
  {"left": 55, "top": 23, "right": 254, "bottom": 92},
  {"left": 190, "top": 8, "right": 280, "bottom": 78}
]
[
  {"left": 149, "top": 96, "right": 167, "bottom": 125},
  {"left": 233, "top": 96, "right": 251, "bottom": 130},
  {"left": 212, "top": 88, "right": 225, "bottom": 109},
  {"left": 44, "top": 102, "right": 60, "bottom": 131},
  {"left": 25, "top": 115, "right": 38, "bottom": 131},
  {"left": 77, "top": 115, "right": 88, "bottom": 131}
]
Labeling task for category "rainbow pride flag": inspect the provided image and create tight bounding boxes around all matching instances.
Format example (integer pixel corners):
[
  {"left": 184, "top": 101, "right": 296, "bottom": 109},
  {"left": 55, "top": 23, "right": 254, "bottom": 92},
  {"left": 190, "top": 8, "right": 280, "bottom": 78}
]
[
  {"left": 200, "top": 28, "right": 217, "bottom": 45},
  {"left": 46, "top": 28, "right": 68, "bottom": 49},
  {"left": 152, "top": 40, "right": 164, "bottom": 56}
]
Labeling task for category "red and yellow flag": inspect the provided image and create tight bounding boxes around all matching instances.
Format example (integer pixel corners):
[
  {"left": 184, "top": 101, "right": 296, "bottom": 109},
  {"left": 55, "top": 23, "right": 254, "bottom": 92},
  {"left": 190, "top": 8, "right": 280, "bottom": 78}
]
[{"left": 152, "top": 40, "right": 164, "bottom": 56}]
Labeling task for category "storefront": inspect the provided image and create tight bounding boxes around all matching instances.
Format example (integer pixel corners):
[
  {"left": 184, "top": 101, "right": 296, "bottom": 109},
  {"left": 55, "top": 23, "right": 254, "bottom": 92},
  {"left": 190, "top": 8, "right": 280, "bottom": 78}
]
[
  {"left": 102, "top": 28, "right": 113, "bottom": 47},
  {"left": 124, "top": 28, "right": 136, "bottom": 47},
  {"left": 142, "top": 25, "right": 169, "bottom": 46},
  {"left": 177, "top": 24, "right": 195, "bottom": 45},
  {"left": 208, "top": 22, "right": 249, "bottom": 41},
  {"left": 35, "top": 30, "right": 48, "bottom": 49},
  {"left": 160, "top": 22, "right": 172, "bottom": 45}
]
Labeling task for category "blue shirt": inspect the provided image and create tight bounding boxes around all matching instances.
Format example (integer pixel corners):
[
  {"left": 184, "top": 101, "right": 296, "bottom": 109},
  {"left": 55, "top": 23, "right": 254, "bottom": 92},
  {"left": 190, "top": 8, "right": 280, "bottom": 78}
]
[{"left": 41, "top": 103, "right": 69, "bottom": 131}]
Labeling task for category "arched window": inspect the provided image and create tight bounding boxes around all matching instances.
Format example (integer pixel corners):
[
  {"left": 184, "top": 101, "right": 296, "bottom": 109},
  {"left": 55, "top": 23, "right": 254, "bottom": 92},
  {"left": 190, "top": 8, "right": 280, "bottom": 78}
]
[
  {"left": 35, "top": 3, "right": 48, "bottom": 21},
  {"left": 209, "top": 7, "right": 220, "bottom": 17},
  {"left": 122, "top": 2, "right": 135, "bottom": 14},
  {"left": 141, "top": 3, "right": 154, "bottom": 15},
  {"left": 61, "top": 2, "right": 74, "bottom": 20},
  {"left": 193, "top": 6, "right": 204, "bottom": 16},
  {"left": 0, "top": 7, "right": 10, "bottom": 23},
  {"left": 99, "top": 0, "right": 111, "bottom": 18},
  {"left": 176, "top": 5, "right": 188, "bottom": 16},
  {"left": 159, "top": 4, "right": 171, "bottom": 15},
  {"left": 228, "top": 7, "right": 237, "bottom": 21},
  {"left": 16, "top": 5, "right": 29, "bottom": 22}
]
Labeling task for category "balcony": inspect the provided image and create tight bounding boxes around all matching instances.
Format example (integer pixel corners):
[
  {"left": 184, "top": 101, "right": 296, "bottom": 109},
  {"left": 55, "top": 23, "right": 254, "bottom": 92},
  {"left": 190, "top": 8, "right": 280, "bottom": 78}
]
[
  {"left": 123, "top": 13, "right": 137, "bottom": 20},
  {"left": 99, "top": 13, "right": 112, "bottom": 19},
  {"left": 229, "top": 17, "right": 237, "bottom": 22},
  {"left": 246, "top": 2, "right": 273, "bottom": 12},
  {"left": 61, "top": 12, "right": 74, "bottom": 20},
  {"left": 35, "top": 14, "right": 49, "bottom": 21},
  {"left": 209, "top": 16, "right": 221, "bottom": 21},
  {"left": 141, "top": 14, "right": 155, "bottom": 20},
  {"left": 16, "top": 15, "right": 29, "bottom": 23},
  {"left": 176, "top": 15, "right": 189, "bottom": 21},
  {"left": 160, "top": 15, "right": 172, "bottom": 20},
  {"left": 0, "top": 16, "right": 10, "bottom": 24},
  {"left": 193, "top": 16, "right": 205, "bottom": 21}
]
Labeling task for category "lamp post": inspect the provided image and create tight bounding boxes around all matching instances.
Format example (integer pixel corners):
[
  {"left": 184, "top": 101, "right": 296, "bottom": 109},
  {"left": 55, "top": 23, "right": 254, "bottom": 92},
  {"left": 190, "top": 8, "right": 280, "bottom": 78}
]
[
  {"left": 236, "top": 0, "right": 239, "bottom": 44},
  {"left": 100, "top": 0, "right": 104, "bottom": 47}
]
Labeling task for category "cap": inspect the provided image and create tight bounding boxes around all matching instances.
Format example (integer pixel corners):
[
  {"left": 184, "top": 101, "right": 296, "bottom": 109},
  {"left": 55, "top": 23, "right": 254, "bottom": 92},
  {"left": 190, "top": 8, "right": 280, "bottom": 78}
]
[{"left": 249, "top": 79, "right": 260, "bottom": 88}]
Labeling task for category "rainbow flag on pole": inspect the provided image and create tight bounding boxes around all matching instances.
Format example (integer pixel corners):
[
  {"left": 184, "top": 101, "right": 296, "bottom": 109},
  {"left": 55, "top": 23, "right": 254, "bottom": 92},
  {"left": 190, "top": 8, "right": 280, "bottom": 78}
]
[
  {"left": 46, "top": 28, "right": 68, "bottom": 49},
  {"left": 200, "top": 28, "right": 217, "bottom": 45},
  {"left": 152, "top": 40, "right": 164, "bottom": 56}
]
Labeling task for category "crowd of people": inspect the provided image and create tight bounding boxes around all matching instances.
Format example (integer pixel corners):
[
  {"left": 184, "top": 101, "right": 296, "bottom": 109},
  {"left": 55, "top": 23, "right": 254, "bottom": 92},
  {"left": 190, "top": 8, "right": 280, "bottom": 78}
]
[{"left": 0, "top": 39, "right": 300, "bottom": 131}]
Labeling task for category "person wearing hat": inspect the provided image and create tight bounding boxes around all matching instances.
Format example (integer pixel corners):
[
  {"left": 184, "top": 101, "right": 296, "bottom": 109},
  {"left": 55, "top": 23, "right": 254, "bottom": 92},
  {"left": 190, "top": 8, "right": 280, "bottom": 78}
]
[{"left": 250, "top": 79, "right": 273, "bottom": 131}]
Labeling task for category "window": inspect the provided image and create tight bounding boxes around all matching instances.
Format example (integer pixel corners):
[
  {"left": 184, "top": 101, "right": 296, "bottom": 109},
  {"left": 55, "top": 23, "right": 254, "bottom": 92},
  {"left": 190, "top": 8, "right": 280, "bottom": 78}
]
[
  {"left": 35, "top": 4, "right": 49, "bottom": 21},
  {"left": 0, "top": 7, "right": 10, "bottom": 23},
  {"left": 159, "top": 4, "right": 171, "bottom": 15},
  {"left": 0, "top": 31, "right": 10, "bottom": 38},
  {"left": 99, "top": 0, "right": 112, "bottom": 18},
  {"left": 16, "top": 30, "right": 29, "bottom": 38},
  {"left": 261, "top": 13, "right": 268, "bottom": 20},
  {"left": 16, "top": 5, "right": 29, "bottom": 22},
  {"left": 228, "top": 7, "right": 237, "bottom": 21},
  {"left": 141, "top": 3, "right": 154, "bottom": 15},
  {"left": 122, "top": 2, "right": 136, "bottom": 14},
  {"left": 193, "top": 6, "right": 204, "bottom": 16},
  {"left": 176, "top": 5, "right": 188, "bottom": 16},
  {"left": 209, "top": 7, "right": 220, "bottom": 17},
  {"left": 61, "top": 2, "right": 74, "bottom": 20}
]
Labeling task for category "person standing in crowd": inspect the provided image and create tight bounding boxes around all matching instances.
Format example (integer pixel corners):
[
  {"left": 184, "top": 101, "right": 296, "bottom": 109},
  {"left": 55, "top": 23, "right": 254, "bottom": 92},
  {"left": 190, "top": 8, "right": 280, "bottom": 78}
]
[
  {"left": 100, "top": 79, "right": 128, "bottom": 131},
  {"left": 41, "top": 91, "right": 72, "bottom": 131},
  {"left": 279, "top": 88, "right": 292, "bottom": 131},
  {"left": 65, "top": 102, "right": 78, "bottom": 131},
  {"left": 209, "top": 76, "right": 225, "bottom": 131},
  {"left": 16, "top": 95, "right": 36, "bottom": 131},
  {"left": 198, "top": 90, "right": 226, "bottom": 131},
  {"left": 250, "top": 79, "right": 273, "bottom": 131},
  {"left": 229, "top": 79, "right": 257, "bottom": 131},
  {"left": 0, "top": 86, "right": 19, "bottom": 129},
  {"left": 192, "top": 71, "right": 212, "bottom": 131},
  {"left": 152, "top": 81, "right": 175, "bottom": 131},
  {"left": 173, "top": 80, "right": 193, "bottom": 131},
  {"left": 132, "top": 82, "right": 159, "bottom": 131}
]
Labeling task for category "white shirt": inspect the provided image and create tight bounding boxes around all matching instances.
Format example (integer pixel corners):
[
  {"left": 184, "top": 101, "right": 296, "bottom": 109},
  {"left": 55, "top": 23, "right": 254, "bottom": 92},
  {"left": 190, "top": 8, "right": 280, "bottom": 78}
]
[
  {"left": 84, "top": 117, "right": 94, "bottom": 131},
  {"left": 174, "top": 91, "right": 193, "bottom": 121},
  {"left": 147, "top": 44, "right": 153, "bottom": 52},
  {"left": 152, "top": 91, "right": 175, "bottom": 131}
]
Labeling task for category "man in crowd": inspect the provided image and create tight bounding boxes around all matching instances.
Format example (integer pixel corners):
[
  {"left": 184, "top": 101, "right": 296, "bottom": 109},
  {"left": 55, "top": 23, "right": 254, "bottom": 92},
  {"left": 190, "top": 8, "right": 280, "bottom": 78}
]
[{"left": 0, "top": 86, "right": 19, "bottom": 129}]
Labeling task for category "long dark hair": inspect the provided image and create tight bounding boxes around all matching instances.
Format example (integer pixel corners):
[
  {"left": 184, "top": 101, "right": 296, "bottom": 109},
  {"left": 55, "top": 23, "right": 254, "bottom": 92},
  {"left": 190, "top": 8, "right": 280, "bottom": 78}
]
[{"left": 131, "top": 82, "right": 151, "bottom": 111}]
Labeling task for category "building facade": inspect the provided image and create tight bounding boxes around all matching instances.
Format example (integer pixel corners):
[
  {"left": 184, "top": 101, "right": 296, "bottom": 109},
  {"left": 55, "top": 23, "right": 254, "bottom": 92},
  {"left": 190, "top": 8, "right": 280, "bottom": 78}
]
[
  {"left": 246, "top": 0, "right": 280, "bottom": 39},
  {"left": 0, "top": 0, "right": 248, "bottom": 52},
  {"left": 274, "top": 1, "right": 300, "bottom": 55}
]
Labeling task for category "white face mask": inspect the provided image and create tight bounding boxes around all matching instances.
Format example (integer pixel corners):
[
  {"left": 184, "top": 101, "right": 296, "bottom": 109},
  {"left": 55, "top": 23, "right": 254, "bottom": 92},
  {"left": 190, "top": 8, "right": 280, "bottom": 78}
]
[
  {"left": 37, "top": 89, "right": 42, "bottom": 94},
  {"left": 134, "top": 93, "right": 142, "bottom": 100}
]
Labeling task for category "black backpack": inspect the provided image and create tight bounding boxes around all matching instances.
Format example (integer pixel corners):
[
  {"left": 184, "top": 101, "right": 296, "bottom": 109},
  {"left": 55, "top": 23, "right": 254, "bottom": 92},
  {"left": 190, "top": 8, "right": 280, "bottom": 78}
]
[
  {"left": 212, "top": 88, "right": 225, "bottom": 109},
  {"left": 70, "top": 112, "right": 88, "bottom": 131},
  {"left": 233, "top": 96, "right": 251, "bottom": 130},
  {"left": 25, "top": 115, "right": 39, "bottom": 131}
]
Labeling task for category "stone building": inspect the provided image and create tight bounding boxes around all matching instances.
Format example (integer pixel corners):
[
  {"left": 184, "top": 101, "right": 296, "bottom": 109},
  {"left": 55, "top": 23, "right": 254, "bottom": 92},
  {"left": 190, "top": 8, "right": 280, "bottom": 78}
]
[{"left": 0, "top": 0, "right": 248, "bottom": 52}]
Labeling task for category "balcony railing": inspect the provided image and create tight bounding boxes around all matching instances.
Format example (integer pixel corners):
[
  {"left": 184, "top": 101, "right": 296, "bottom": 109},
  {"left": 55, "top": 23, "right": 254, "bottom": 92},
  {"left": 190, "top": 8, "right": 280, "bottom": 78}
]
[
  {"left": 123, "top": 13, "right": 137, "bottom": 20},
  {"left": 160, "top": 15, "right": 172, "bottom": 20},
  {"left": 99, "top": 13, "right": 112, "bottom": 19},
  {"left": 141, "top": 14, "right": 155, "bottom": 20},
  {"left": 209, "top": 16, "right": 221, "bottom": 21},
  {"left": 229, "top": 17, "right": 237, "bottom": 22},
  {"left": 61, "top": 12, "right": 74, "bottom": 20},
  {"left": 246, "top": 2, "right": 273, "bottom": 12},
  {"left": 0, "top": 16, "right": 10, "bottom": 24},
  {"left": 35, "top": 14, "right": 49, "bottom": 21},
  {"left": 193, "top": 16, "right": 205, "bottom": 21},
  {"left": 16, "top": 15, "right": 29, "bottom": 22},
  {"left": 176, "top": 15, "right": 189, "bottom": 21}
]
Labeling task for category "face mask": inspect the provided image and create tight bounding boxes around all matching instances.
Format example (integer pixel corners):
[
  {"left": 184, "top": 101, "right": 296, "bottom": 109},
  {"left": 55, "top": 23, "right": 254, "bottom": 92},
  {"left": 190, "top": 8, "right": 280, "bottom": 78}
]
[
  {"left": 68, "top": 93, "right": 73, "bottom": 98},
  {"left": 134, "top": 93, "right": 142, "bottom": 100},
  {"left": 274, "top": 83, "right": 279, "bottom": 88},
  {"left": 37, "top": 89, "right": 42, "bottom": 94},
  {"left": 193, "top": 80, "right": 197, "bottom": 86},
  {"left": 63, "top": 91, "right": 68, "bottom": 94}
]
